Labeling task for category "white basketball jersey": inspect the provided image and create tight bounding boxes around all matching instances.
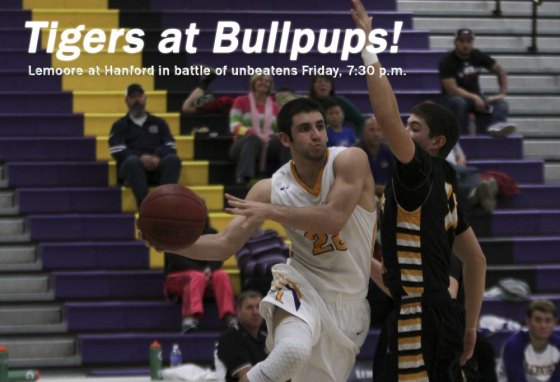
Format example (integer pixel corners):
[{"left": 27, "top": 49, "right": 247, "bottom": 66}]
[{"left": 271, "top": 147, "right": 377, "bottom": 298}]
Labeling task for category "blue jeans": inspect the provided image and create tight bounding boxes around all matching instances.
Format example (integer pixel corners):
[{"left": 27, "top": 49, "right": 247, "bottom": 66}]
[
  {"left": 119, "top": 154, "right": 182, "bottom": 207},
  {"left": 441, "top": 95, "right": 509, "bottom": 134}
]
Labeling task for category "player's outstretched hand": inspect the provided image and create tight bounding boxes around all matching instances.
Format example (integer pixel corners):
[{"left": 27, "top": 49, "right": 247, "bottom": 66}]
[
  {"left": 350, "top": 0, "right": 373, "bottom": 36},
  {"left": 460, "top": 327, "right": 477, "bottom": 365},
  {"left": 225, "top": 193, "right": 268, "bottom": 228}
]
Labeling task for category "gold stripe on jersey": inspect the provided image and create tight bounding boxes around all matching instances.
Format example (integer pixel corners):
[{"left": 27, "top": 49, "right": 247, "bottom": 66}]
[
  {"left": 444, "top": 181, "right": 459, "bottom": 230},
  {"left": 398, "top": 335, "right": 422, "bottom": 351},
  {"left": 398, "top": 251, "right": 422, "bottom": 266},
  {"left": 398, "top": 370, "right": 429, "bottom": 382},
  {"left": 398, "top": 353, "right": 425, "bottom": 369},
  {"left": 396, "top": 206, "right": 427, "bottom": 380},
  {"left": 289, "top": 148, "right": 329, "bottom": 197}
]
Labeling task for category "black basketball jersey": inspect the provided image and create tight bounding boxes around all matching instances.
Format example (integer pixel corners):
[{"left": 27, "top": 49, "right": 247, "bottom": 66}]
[{"left": 380, "top": 142, "right": 469, "bottom": 299}]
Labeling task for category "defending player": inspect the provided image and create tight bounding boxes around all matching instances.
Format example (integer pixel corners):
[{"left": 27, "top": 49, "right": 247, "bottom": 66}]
[{"left": 351, "top": 0, "right": 487, "bottom": 380}]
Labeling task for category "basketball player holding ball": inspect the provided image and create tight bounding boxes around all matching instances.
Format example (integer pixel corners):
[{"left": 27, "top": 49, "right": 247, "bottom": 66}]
[{"left": 139, "top": 97, "right": 377, "bottom": 382}]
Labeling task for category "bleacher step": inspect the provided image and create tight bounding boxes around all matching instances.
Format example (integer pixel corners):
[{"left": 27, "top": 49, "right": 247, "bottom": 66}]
[
  {"left": 431, "top": 35, "right": 560, "bottom": 53},
  {"left": 524, "top": 140, "right": 560, "bottom": 160},
  {"left": 545, "top": 163, "right": 560, "bottom": 182},
  {"left": 413, "top": 18, "right": 560, "bottom": 35},
  {"left": 0, "top": 246, "right": 36, "bottom": 265},
  {"left": 0, "top": 304, "right": 67, "bottom": 334},
  {"left": 0, "top": 274, "right": 50, "bottom": 294},
  {"left": 481, "top": 74, "right": 560, "bottom": 94},
  {"left": 399, "top": 0, "right": 560, "bottom": 16},
  {"left": 0, "top": 218, "right": 25, "bottom": 235},
  {"left": 0, "top": 337, "right": 80, "bottom": 368}
]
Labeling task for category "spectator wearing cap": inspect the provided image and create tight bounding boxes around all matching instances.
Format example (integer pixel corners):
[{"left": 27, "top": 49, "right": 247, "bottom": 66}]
[
  {"left": 498, "top": 299, "right": 560, "bottom": 382},
  {"left": 439, "top": 28, "right": 516, "bottom": 137},
  {"left": 108, "top": 83, "right": 182, "bottom": 207}
]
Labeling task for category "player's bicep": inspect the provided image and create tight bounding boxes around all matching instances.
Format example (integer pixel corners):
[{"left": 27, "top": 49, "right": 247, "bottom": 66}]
[{"left": 327, "top": 148, "right": 369, "bottom": 217}]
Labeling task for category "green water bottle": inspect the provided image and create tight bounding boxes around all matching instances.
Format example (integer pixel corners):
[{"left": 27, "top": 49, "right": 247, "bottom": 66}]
[
  {"left": 0, "top": 346, "right": 8, "bottom": 382},
  {"left": 149, "top": 341, "right": 162, "bottom": 380},
  {"left": 7, "top": 370, "right": 40, "bottom": 381}
]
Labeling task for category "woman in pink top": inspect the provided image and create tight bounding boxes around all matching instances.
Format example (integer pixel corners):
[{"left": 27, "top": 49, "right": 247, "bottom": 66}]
[{"left": 229, "top": 75, "right": 289, "bottom": 185}]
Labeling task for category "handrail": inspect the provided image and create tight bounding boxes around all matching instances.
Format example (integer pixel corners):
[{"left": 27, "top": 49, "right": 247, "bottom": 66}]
[
  {"left": 493, "top": 0, "right": 502, "bottom": 16},
  {"left": 528, "top": 0, "right": 543, "bottom": 54}
]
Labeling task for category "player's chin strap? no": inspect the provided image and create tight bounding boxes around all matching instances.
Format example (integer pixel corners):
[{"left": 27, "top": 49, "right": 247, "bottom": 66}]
[{"left": 361, "top": 46, "right": 379, "bottom": 67}]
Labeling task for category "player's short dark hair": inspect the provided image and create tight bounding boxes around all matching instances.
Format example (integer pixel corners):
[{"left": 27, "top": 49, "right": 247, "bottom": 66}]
[
  {"left": 411, "top": 102, "right": 459, "bottom": 159},
  {"left": 277, "top": 98, "right": 326, "bottom": 139},
  {"left": 237, "top": 290, "right": 262, "bottom": 310},
  {"left": 527, "top": 299, "right": 557, "bottom": 319}
]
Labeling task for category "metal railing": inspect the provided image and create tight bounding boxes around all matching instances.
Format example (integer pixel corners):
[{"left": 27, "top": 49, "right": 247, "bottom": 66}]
[{"left": 493, "top": 0, "right": 544, "bottom": 54}]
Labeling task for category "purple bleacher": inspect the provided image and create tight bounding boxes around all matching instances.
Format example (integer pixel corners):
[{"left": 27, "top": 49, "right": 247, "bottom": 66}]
[
  {"left": 185, "top": 49, "right": 445, "bottom": 71},
  {"left": 0, "top": 70, "right": 61, "bottom": 91},
  {"left": 0, "top": 114, "right": 83, "bottom": 137},
  {"left": 498, "top": 185, "right": 560, "bottom": 210},
  {"left": 40, "top": 241, "right": 149, "bottom": 270},
  {"left": 79, "top": 332, "right": 218, "bottom": 365},
  {"left": 0, "top": 138, "right": 95, "bottom": 161},
  {"left": 161, "top": 10, "right": 412, "bottom": 30},
  {"left": 67, "top": 300, "right": 231, "bottom": 331},
  {"left": 487, "top": 265, "right": 560, "bottom": 294},
  {"left": 5, "top": 162, "right": 108, "bottom": 187},
  {"left": 480, "top": 236, "right": 560, "bottom": 265},
  {"left": 468, "top": 159, "right": 544, "bottom": 184},
  {"left": 488, "top": 210, "right": 560, "bottom": 236},
  {"left": 17, "top": 188, "right": 121, "bottom": 214},
  {"left": 79, "top": 329, "right": 380, "bottom": 365},
  {"left": 0, "top": 92, "right": 72, "bottom": 114},
  {"left": 0, "top": 29, "right": 34, "bottom": 49},
  {"left": 460, "top": 136, "right": 523, "bottom": 160},
  {"left": 1, "top": 0, "right": 23, "bottom": 9},
  {"left": 482, "top": 296, "right": 560, "bottom": 324},
  {"left": 28, "top": 214, "right": 136, "bottom": 241},
  {"left": 0, "top": 10, "right": 30, "bottom": 28},
  {"left": 150, "top": 0, "right": 396, "bottom": 10},
  {"left": 192, "top": 29, "right": 430, "bottom": 51},
  {"left": 212, "top": 69, "right": 439, "bottom": 93},
  {"left": 0, "top": 50, "right": 51, "bottom": 69},
  {"left": 53, "top": 270, "right": 164, "bottom": 299},
  {"left": 65, "top": 301, "right": 180, "bottom": 331}
]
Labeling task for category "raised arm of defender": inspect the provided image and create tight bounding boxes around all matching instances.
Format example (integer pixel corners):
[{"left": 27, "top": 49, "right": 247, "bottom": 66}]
[{"left": 350, "top": 0, "right": 415, "bottom": 164}]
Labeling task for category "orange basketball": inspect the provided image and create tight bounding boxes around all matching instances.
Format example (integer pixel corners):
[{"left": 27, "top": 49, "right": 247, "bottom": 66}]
[{"left": 138, "top": 184, "right": 206, "bottom": 250}]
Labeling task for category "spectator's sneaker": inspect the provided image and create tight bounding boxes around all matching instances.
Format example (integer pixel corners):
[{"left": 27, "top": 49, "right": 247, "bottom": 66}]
[
  {"left": 487, "top": 122, "right": 516, "bottom": 137},
  {"left": 181, "top": 317, "right": 199, "bottom": 334},
  {"left": 473, "top": 178, "right": 498, "bottom": 213}
]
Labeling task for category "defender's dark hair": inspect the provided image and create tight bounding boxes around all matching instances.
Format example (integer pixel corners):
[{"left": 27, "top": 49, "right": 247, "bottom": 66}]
[
  {"left": 410, "top": 102, "right": 459, "bottom": 159},
  {"left": 277, "top": 98, "right": 326, "bottom": 138}
]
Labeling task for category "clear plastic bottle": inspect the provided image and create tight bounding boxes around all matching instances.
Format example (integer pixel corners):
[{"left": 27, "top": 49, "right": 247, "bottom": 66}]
[{"left": 169, "top": 343, "right": 182, "bottom": 368}]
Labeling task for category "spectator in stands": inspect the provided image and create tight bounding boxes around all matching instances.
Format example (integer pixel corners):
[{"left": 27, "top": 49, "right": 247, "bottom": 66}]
[
  {"left": 498, "top": 299, "right": 560, "bottom": 382},
  {"left": 325, "top": 99, "right": 357, "bottom": 147},
  {"left": 164, "top": 203, "right": 236, "bottom": 333},
  {"left": 356, "top": 116, "right": 394, "bottom": 196},
  {"left": 439, "top": 28, "right": 516, "bottom": 137},
  {"left": 108, "top": 84, "right": 181, "bottom": 207},
  {"left": 309, "top": 75, "right": 365, "bottom": 139},
  {"left": 215, "top": 290, "right": 268, "bottom": 382},
  {"left": 447, "top": 143, "right": 498, "bottom": 214},
  {"left": 181, "top": 68, "right": 218, "bottom": 114},
  {"left": 229, "top": 74, "right": 289, "bottom": 185}
]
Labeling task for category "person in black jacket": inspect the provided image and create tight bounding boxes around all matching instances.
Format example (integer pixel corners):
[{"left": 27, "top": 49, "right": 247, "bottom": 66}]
[
  {"left": 108, "top": 84, "right": 182, "bottom": 207},
  {"left": 215, "top": 290, "right": 268, "bottom": 382},
  {"left": 164, "top": 209, "right": 236, "bottom": 333}
]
